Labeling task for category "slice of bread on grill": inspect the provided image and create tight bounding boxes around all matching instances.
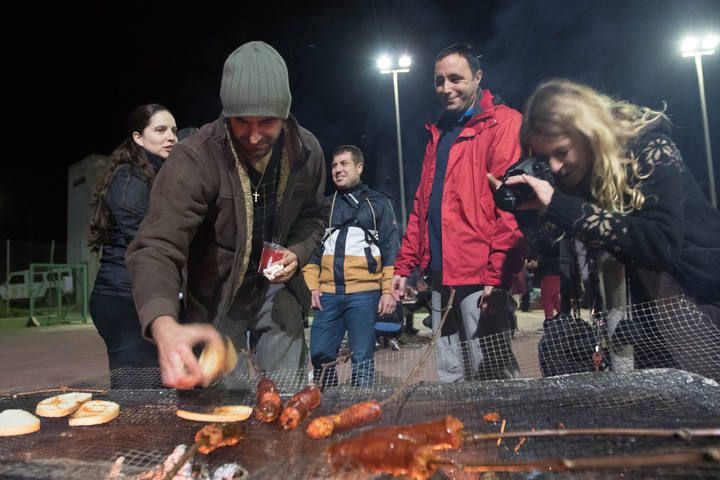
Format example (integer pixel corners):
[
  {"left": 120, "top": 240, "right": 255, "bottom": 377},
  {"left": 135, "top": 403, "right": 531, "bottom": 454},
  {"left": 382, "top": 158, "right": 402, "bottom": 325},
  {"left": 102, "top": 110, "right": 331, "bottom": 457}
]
[
  {"left": 68, "top": 400, "right": 120, "bottom": 426},
  {"left": 0, "top": 409, "right": 41, "bottom": 436},
  {"left": 35, "top": 392, "right": 92, "bottom": 417},
  {"left": 198, "top": 335, "right": 238, "bottom": 383},
  {"left": 176, "top": 405, "right": 253, "bottom": 422}
]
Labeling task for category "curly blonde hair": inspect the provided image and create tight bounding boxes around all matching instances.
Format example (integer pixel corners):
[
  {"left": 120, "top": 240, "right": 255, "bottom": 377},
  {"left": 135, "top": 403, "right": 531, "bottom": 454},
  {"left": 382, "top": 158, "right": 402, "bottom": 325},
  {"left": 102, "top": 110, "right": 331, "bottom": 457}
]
[{"left": 520, "top": 79, "right": 667, "bottom": 213}]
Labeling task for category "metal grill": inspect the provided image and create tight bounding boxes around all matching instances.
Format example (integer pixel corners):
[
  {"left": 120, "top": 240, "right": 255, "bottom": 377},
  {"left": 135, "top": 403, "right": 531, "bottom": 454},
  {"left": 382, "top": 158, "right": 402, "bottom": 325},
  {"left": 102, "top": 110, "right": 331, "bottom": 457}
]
[
  {"left": 1, "top": 369, "right": 719, "bottom": 479},
  {"left": 1, "top": 295, "right": 719, "bottom": 478}
]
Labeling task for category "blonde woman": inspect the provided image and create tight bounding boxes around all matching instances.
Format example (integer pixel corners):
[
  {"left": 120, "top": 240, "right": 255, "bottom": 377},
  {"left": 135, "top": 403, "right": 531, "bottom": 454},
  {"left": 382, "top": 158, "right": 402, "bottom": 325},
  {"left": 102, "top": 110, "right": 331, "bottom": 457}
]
[{"left": 491, "top": 79, "right": 720, "bottom": 375}]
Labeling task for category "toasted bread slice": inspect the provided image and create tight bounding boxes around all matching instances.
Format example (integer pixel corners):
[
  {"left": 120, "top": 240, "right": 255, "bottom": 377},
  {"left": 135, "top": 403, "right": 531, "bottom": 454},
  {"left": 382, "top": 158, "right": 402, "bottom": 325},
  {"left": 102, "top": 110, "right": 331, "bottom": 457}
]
[
  {"left": 0, "top": 409, "right": 41, "bottom": 436},
  {"left": 35, "top": 392, "right": 92, "bottom": 417},
  {"left": 68, "top": 400, "right": 120, "bottom": 426},
  {"left": 176, "top": 405, "right": 253, "bottom": 422},
  {"left": 198, "top": 335, "right": 238, "bottom": 383},
  {"left": 223, "top": 336, "right": 238, "bottom": 374}
]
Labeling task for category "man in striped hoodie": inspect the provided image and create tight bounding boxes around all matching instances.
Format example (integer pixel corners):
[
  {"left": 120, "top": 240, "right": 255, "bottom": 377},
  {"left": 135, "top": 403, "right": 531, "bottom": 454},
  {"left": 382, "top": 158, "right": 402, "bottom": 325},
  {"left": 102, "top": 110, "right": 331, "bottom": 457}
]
[{"left": 303, "top": 145, "right": 399, "bottom": 387}]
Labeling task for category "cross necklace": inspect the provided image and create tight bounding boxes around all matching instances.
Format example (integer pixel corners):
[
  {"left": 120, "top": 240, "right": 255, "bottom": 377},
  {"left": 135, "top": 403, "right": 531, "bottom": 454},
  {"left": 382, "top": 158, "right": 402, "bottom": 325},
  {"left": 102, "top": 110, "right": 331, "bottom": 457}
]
[
  {"left": 224, "top": 123, "right": 274, "bottom": 204},
  {"left": 249, "top": 161, "right": 270, "bottom": 203}
]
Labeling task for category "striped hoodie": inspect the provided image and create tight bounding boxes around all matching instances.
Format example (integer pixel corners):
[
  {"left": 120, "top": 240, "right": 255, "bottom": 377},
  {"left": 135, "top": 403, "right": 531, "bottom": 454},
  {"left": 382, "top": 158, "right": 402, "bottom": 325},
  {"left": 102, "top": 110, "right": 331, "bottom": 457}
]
[{"left": 303, "top": 183, "right": 399, "bottom": 294}]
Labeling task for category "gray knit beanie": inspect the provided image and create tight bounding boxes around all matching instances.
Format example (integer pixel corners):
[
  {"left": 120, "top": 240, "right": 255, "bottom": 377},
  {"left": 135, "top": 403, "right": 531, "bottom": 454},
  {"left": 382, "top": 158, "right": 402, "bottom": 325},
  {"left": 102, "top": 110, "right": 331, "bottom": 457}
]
[{"left": 220, "top": 41, "right": 291, "bottom": 119}]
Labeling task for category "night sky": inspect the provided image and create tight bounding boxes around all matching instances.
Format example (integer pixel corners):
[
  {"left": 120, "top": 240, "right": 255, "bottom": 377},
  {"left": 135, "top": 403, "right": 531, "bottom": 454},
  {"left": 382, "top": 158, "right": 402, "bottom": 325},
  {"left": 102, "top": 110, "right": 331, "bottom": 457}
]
[{"left": 2, "top": 0, "right": 718, "bottom": 242}]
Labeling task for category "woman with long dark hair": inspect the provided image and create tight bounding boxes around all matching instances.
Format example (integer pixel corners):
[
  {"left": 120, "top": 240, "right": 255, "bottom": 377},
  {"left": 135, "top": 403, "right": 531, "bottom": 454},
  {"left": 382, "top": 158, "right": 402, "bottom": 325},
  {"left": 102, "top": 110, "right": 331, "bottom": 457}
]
[{"left": 89, "top": 104, "right": 177, "bottom": 378}]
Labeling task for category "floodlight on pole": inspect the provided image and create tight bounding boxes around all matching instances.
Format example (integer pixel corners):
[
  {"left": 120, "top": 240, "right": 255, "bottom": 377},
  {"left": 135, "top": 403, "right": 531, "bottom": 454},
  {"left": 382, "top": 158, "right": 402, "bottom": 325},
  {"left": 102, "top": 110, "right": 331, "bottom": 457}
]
[
  {"left": 681, "top": 33, "right": 718, "bottom": 207},
  {"left": 378, "top": 54, "right": 411, "bottom": 232}
]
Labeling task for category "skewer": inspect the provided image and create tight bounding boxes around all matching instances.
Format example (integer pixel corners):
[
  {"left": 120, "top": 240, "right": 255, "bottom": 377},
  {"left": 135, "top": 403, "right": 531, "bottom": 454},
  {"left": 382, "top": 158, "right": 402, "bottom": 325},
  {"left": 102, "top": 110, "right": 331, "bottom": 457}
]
[
  {"left": 9, "top": 385, "right": 108, "bottom": 399},
  {"left": 381, "top": 288, "right": 456, "bottom": 407},
  {"left": 464, "top": 426, "right": 720, "bottom": 442},
  {"left": 317, "top": 351, "right": 353, "bottom": 389},
  {"left": 429, "top": 445, "right": 720, "bottom": 473}
]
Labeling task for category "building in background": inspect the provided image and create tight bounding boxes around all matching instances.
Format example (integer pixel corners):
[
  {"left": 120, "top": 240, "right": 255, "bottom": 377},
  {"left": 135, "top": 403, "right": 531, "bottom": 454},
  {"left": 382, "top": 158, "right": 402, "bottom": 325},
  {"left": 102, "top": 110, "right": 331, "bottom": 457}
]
[{"left": 66, "top": 154, "right": 108, "bottom": 292}]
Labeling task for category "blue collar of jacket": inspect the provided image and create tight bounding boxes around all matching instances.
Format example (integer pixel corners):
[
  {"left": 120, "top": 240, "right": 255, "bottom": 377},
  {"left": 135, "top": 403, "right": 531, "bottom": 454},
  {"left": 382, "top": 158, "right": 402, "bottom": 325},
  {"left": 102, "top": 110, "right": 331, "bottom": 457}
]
[
  {"left": 144, "top": 150, "right": 165, "bottom": 171},
  {"left": 437, "top": 95, "right": 481, "bottom": 130},
  {"left": 427, "top": 89, "right": 505, "bottom": 135}
]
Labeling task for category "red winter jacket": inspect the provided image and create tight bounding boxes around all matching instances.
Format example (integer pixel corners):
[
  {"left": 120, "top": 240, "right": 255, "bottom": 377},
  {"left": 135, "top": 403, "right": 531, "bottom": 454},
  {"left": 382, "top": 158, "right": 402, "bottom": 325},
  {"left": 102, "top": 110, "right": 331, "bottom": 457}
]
[{"left": 395, "top": 90, "right": 526, "bottom": 288}]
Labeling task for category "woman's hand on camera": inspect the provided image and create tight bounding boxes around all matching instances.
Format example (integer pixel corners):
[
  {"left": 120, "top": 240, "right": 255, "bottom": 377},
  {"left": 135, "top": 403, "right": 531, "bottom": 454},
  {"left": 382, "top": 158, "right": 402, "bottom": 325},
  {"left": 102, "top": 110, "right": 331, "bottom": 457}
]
[{"left": 487, "top": 173, "right": 554, "bottom": 211}]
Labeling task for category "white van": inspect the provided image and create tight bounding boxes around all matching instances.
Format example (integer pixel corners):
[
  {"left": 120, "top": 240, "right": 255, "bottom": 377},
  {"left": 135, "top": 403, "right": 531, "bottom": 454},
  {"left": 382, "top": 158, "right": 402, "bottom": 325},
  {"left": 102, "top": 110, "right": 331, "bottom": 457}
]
[{"left": 0, "top": 269, "right": 74, "bottom": 303}]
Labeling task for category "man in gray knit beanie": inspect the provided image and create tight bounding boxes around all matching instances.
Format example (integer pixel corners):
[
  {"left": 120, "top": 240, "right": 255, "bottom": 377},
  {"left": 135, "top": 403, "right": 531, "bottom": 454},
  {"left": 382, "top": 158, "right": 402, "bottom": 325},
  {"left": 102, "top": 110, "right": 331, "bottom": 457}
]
[
  {"left": 220, "top": 41, "right": 291, "bottom": 119},
  {"left": 127, "top": 40, "right": 328, "bottom": 389}
]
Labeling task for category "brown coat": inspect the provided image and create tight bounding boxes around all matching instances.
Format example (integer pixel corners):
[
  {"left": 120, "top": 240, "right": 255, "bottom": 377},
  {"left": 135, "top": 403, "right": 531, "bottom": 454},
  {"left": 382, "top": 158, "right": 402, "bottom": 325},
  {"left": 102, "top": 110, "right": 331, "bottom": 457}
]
[{"left": 126, "top": 115, "right": 328, "bottom": 336}]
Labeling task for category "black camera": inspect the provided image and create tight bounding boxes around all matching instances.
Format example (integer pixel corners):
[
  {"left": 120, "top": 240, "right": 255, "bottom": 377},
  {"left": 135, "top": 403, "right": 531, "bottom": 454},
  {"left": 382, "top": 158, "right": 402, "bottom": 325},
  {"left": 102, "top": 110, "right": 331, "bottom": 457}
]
[{"left": 494, "top": 155, "right": 554, "bottom": 212}]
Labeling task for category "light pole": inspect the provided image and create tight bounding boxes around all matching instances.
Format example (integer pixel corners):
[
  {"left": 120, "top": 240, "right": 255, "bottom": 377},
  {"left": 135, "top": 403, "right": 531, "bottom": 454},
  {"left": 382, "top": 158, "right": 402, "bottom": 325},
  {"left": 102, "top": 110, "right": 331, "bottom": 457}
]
[
  {"left": 682, "top": 33, "right": 719, "bottom": 208},
  {"left": 378, "top": 54, "right": 411, "bottom": 233}
]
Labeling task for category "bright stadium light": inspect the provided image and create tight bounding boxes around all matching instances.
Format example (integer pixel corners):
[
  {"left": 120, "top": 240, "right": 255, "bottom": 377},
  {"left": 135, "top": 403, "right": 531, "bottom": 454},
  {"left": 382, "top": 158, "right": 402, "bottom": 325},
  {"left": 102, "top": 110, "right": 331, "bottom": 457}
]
[
  {"left": 398, "top": 54, "right": 412, "bottom": 68},
  {"left": 681, "top": 33, "right": 718, "bottom": 207},
  {"left": 378, "top": 53, "right": 412, "bottom": 232},
  {"left": 376, "top": 55, "right": 392, "bottom": 71}
]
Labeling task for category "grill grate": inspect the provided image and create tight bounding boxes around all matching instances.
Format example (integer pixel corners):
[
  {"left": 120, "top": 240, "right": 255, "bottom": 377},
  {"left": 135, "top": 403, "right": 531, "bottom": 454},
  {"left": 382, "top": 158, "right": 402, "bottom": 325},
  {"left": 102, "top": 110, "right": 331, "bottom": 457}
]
[
  {"left": 1, "top": 369, "right": 718, "bottom": 479},
  {"left": 2, "top": 296, "right": 719, "bottom": 478}
]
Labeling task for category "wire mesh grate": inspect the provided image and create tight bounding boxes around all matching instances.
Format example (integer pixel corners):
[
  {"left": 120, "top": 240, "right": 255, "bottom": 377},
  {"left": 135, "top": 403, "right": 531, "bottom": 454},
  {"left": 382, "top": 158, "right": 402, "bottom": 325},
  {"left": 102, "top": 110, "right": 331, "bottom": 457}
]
[
  {"left": 1, "top": 296, "right": 719, "bottom": 478},
  {"left": 1, "top": 369, "right": 718, "bottom": 479}
]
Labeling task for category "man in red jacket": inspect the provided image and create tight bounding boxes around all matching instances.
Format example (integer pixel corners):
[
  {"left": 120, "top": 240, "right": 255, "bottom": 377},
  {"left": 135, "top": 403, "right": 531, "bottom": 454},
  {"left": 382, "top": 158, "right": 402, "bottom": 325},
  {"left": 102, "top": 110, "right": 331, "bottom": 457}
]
[{"left": 391, "top": 43, "right": 526, "bottom": 382}]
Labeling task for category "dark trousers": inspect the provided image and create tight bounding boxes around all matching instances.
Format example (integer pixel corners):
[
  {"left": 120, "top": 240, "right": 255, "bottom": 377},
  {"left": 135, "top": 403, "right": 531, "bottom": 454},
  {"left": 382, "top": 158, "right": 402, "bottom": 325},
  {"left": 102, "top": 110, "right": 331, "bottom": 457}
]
[{"left": 90, "top": 292, "right": 158, "bottom": 387}]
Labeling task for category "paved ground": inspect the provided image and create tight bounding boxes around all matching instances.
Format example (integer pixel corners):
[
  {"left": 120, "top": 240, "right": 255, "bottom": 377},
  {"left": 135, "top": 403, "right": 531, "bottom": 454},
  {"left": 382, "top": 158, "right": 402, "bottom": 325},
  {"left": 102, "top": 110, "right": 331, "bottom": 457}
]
[{"left": 0, "top": 310, "right": 547, "bottom": 392}]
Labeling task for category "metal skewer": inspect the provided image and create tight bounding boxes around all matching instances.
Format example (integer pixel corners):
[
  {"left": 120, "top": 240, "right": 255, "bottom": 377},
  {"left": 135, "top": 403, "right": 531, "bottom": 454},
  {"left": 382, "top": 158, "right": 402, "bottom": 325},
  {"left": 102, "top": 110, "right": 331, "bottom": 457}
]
[
  {"left": 382, "top": 288, "right": 456, "bottom": 407},
  {"left": 429, "top": 445, "right": 720, "bottom": 473},
  {"left": 465, "top": 426, "right": 720, "bottom": 442}
]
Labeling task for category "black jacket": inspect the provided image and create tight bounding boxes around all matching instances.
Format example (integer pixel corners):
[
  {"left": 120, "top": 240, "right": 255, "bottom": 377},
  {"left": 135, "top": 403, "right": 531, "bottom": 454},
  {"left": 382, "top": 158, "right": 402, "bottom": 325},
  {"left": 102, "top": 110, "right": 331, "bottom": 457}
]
[
  {"left": 518, "top": 128, "right": 720, "bottom": 307},
  {"left": 92, "top": 154, "right": 162, "bottom": 298}
]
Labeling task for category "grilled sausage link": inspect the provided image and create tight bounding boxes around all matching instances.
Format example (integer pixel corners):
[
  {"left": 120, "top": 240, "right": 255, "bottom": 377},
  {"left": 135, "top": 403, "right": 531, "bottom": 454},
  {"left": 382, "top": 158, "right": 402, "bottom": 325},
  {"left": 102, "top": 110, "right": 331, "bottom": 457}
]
[
  {"left": 255, "top": 377, "right": 281, "bottom": 423},
  {"left": 327, "top": 436, "right": 437, "bottom": 480},
  {"left": 278, "top": 385, "right": 321, "bottom": 430},
  {"left": 306, "top": 400, "right": 382, "bottom": 439},
  {"left": 356, "top": 415, "right": 464, "bottom": 450}
]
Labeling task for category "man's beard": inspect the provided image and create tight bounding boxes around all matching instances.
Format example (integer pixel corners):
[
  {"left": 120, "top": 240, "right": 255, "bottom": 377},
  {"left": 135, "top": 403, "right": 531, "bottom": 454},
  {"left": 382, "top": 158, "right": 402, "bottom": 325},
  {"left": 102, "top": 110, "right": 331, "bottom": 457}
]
[{"left": 239, "top": 143, "right": 272, "bottom": 161}]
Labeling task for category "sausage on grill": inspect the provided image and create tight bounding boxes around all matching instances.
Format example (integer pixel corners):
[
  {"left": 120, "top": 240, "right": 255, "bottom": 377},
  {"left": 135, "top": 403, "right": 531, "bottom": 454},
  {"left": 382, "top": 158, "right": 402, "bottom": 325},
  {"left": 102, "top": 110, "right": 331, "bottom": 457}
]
[
  {"left": 327, "top": 436, "right": 437, "bottom": 480},
  {"left": 325, "top": 416, "right": 463, "bottom": 479},
  {"left": 353, "top": 415, "right": 464, "bottom": 450},
  {"left": 255, "top": 377, "right": 282, "bottom": 423},
  {"left": 278, "top": 385, "right": 321, "bottom": 430},
  {"left": 306, "top": 400, "right": 382, "bottom": 439}
]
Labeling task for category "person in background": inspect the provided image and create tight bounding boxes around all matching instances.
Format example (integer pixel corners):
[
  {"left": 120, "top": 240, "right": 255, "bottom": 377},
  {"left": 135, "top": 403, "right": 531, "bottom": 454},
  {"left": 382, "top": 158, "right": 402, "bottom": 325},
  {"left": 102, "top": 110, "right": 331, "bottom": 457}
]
[
  {"left": 127, "top": 41, "right": 328, "bottom": 389},
  {"left": 519, "top": 256, "right": 535, "bottom": 312},
  {"left": 88, "top": 104, "right": 177, "bottom": 385},
  {"left": 391, "top": 43, "right": 526, "bottom": 382},
  {"left": 402, "top": 267, "right": 431, "bottom": 334},
  {"left": 304, "top": 145, "right": 399, "bottom": 387},
  {"left": 491, "top": 79, "right": 720, "bottom": 379},
  {"left": 535, "top": 250, "right": 562, "bottom": 323}
]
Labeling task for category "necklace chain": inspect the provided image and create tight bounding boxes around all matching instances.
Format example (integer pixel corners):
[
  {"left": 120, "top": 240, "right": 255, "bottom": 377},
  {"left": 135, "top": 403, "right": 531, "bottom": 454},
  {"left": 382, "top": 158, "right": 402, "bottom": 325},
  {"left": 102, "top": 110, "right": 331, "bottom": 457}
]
[
  {"left": 225, "top": 124, "right": 271, "bottom": 204},
  {"left": 249, "top": 160, "right": 270, "bottom": 203}
]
